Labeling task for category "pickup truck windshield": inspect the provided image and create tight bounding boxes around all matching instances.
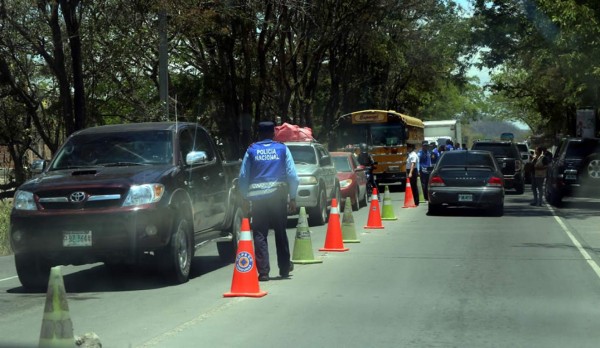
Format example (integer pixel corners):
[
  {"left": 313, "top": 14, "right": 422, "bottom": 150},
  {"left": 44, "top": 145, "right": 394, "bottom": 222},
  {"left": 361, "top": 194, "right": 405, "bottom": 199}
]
[{"left": 51, "top": 130, "right": 174, "bottom": 169}]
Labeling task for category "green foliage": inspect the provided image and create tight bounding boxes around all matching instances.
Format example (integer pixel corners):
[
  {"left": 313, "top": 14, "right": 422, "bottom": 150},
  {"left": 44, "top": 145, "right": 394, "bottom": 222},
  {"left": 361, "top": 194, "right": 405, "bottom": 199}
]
[
  {"left": 473, "top": 0, "right": 600, "bottom": 135},
  {"left": 0, "top": 201, "right": 12, "bottom": 256}
]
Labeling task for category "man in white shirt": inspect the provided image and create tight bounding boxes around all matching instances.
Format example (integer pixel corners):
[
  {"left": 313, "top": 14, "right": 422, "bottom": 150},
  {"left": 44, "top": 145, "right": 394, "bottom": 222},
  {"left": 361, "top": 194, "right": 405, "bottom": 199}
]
[{"left": 407, "top": 143, "right": 420, "bottom": 206}]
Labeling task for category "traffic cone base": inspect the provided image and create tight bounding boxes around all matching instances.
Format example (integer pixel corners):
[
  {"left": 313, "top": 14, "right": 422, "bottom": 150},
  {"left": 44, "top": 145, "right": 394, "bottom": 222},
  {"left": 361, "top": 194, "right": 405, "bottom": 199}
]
[
  {"left": 292, "top": 207, "right": 323, "bottom": 264},
  {"left": 39, "top": 266, "right": 75, "bottom": 348},
  {"left": 403, "top": 178, "right": 417, "bottom": 208},
  {"left": 224, "top": 218, "right": 267, "bottom": 298},
  {"left": 364, "top": 187, "right": 384, "bottom": 229},
  {"left": 381, "top": 185, "right": 398, "bottom": 220},
  {"left": 320, "top": 199, "right": 349, "bottom": 252},
  {"left": 341, "top": 197, "right": 360, "bottom": 243},
  {"left": 417, "top": 176, "right": 426, "bottom": 203}
]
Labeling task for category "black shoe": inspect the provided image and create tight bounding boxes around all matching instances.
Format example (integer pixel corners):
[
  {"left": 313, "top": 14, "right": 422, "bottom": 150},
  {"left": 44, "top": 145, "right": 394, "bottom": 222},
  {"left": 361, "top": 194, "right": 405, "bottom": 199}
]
[
  {"left": 258, "top": 274, "right": 269, "bottom": 282},
  {"left": 280, "top": 263, "right": 294, "bottom": 278}
]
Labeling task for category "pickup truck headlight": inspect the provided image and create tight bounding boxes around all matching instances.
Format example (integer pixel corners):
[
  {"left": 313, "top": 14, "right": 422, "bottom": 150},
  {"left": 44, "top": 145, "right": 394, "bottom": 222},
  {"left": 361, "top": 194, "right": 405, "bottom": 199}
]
[
  {"left": 299, "top": 176, "right": 318, "bottom": 185},
  {"left": 13, "top": 190, "right": 37, "bottom": 210},
  {"left": 340, "top": 179, "right": 353, "bottom": 188},
  {"left": 123, "top": 184, "right": 165, "bottom": 206}
]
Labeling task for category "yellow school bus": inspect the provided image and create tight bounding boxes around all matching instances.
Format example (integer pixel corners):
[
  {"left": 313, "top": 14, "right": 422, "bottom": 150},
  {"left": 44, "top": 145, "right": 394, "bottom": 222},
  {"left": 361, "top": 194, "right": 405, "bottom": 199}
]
[{"left": 329, "top": 109, "right": 424, "bottom": 186}]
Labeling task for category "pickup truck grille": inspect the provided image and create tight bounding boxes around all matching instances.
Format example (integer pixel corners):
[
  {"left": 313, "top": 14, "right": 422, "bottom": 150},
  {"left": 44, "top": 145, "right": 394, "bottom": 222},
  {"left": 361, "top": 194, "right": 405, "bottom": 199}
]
[{"left": 36, "top": 188, "right": 126, "bottom": 210}]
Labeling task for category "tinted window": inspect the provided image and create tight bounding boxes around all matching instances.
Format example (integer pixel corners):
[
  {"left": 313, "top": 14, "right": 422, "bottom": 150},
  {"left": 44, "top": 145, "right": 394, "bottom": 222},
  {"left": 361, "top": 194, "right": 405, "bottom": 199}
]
[
  {"left": 516, "top": 144, "right": 528, "bottom": 152},
  {"left": 565, "top": 139, "right": 600, "bottom": 158},
  {"left": 472, "top": 143, "right": 517, "bottom": 157},
  {"left": 438, "top": 151, "right": 496, "bottom": 167},
  {"left": 52, "top": 130, "right": 173, "bottom": 169},
  {"left": 288, "top": 145, "right": 316, "bottom": 164},
  {"left": 332, "top": 156, "right": 352, "bottom": 172}
]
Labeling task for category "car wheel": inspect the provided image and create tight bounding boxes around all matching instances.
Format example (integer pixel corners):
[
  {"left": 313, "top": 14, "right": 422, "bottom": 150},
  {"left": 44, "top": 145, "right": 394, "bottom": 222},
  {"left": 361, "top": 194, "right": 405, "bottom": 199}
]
[
  {"left": 545, "top": 186, "right": 563, "bottom": 207},
  {"left": 334, "top": 183, "right": 342, "bottom": 206},
  {"left": 352, "top": 189, "right": 360, "bottom": 211},
  {"left": 308, "top": 189, "right": 327, "bottom": 226},
  {"left": 217, "top": 206, "right": 243, "bottom": 263},
  {"left": 361, "top": 188, "right": 369, "bottom": 207},
  {"left": 427, "top": 202, "right": 442, "bottom": 215},
  {"left": 15, "top": 253, "right": 51, "bottom": 290},
  {"left": 157, "top": 213, "right": 193, "bottom": 284},
  {"left": 583, "top": 155, "right": 600, "bottom": 180}
]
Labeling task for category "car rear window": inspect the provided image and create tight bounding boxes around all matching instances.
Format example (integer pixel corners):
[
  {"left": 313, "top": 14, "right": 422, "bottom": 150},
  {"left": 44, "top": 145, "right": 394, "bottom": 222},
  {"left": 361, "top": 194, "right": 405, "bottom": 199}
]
[
  {"left": 438, "top": 151, "right": 496, "bottom": 167},
  {"left": 516, "top": 144, "right": 528, "bottom": 152},
  {"left": 332, "top": 156, "right": 352, "bottom": 172},
  {"left": 288, "top": 145, "right": 317, "bottom": 164},
  {"left": 565, "top": 139, "right": 600, "bottom": 159},
  {"left": 471, "top": 143, "right": 517, "bottom": 157}
]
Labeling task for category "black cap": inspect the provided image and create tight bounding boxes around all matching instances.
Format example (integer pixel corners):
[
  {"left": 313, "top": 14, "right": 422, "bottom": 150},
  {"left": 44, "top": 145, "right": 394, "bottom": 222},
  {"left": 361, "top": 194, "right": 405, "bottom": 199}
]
[
  {"left": 422, "top": 140, "right": 429, "bottom": 146},
  {"left": 258, "top": 121, "right": 275, "bottom": 133}
]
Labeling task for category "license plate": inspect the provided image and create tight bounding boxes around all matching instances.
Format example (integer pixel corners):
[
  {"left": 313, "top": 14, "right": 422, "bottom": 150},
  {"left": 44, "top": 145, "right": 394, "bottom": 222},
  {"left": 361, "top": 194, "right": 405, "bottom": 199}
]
[
  {"left": 565, "top": 174, "right": 576, "bottom": 180},
  {"left": 458, "top": 194, "right": 473, "bottom": 202},
  {"left": 63, "top": 231, "right": 92, "bottom": 247}
]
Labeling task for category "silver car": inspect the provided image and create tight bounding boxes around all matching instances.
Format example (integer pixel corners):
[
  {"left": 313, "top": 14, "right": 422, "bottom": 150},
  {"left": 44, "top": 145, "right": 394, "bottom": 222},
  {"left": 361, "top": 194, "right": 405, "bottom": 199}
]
[{"left": 286, "top": 141, "right": 341, "bottom": 226}]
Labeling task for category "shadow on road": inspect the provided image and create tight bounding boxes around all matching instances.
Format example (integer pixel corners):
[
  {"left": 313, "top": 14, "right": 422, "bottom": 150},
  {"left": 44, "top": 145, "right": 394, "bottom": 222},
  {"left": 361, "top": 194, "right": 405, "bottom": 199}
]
[{"left": 6, "top": 254, "right": 229, "bottom": 294}]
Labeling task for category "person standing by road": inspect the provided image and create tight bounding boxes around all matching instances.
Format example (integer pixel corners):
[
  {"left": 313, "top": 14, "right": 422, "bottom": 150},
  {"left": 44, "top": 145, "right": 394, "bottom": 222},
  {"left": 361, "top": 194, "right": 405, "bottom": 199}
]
[
  {"left": 530, "top": 146, "right": 549, "bottom": 206},
  {"left": 407, "top": 143, "right": 420, "bottom": 206},
  {"left": 357, "top": 143, "right": 378, "bottom": 198},
  {"left": 418, "top": 140, "right": 432, "bottom": 201},
  {"left": 430, "top": 142, "right": 440, "bottom": 166},
  {"left": 238, "top": 121, "right": 300, "bottom": 281}
]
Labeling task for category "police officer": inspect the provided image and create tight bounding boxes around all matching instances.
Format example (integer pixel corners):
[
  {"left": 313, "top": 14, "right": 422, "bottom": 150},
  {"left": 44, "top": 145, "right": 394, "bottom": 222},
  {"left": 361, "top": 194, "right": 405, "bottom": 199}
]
[
  {"left": 418, "top": 140, "right": 432, "bottom": 200},
  {"left": 430, "top": 142, "right": 440, "bottom": 166},
  {"left": 238, "top": 121, "right": 300, "bottom": 281}
]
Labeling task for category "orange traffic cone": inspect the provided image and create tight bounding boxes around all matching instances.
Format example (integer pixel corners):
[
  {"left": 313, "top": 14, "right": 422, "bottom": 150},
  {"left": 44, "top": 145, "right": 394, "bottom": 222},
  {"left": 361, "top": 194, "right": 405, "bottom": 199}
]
[
  {"left": 403, "top": 178, "right": 417, "bottom": 208},
  {"left": 224, "top": 218, "right": 267, "bottom": 298},
  {"left": 319, "top": 199, "right": 349, "bottom": 252},
  {"left": 364, "top": 187, "right": 384, "bottom": 229}
]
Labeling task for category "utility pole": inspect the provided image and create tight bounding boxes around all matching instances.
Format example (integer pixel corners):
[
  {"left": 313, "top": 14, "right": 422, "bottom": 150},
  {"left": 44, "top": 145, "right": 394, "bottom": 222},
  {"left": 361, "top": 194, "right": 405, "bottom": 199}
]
[{"left": 159, "top": 10, "right": 168, "bottom": 121}]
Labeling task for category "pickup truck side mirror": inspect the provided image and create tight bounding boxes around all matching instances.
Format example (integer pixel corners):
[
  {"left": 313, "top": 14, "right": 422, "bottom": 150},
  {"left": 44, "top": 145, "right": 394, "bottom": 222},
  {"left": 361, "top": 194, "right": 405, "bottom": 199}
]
[
  {"left": 186, "top": 151, "right": 208, "bottom": 165},
  {"left": 30, "top": 159, "right": 48, "bottom": 174},
  {"left": 320, "top": 156, "right": 332, "bottom": 166}
]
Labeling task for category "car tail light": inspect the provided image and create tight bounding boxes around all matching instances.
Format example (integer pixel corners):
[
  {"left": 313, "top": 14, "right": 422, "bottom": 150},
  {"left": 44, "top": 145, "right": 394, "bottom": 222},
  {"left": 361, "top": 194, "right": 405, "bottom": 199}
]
[
  {"left": 487, "top": 176, "right": 503, "bottom": 187},
  {"left": 429, "top": 175, "right": 445, "bottom": 187}
]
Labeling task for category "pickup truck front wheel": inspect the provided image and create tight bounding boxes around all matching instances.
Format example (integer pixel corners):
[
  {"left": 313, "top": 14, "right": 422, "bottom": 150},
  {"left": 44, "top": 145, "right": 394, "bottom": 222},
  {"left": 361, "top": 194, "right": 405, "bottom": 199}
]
[
  {"left": 15, "top": 253, "right": 51, "bottom": 290},
  {"left": 217, "top": 207, "right": 243, "bottom": 263},
  {"left": 308, "top": 189, "right": 327, "bottom": 226},
  {"left": 158, "top": 214, "right": 193, "bottom": 284}
]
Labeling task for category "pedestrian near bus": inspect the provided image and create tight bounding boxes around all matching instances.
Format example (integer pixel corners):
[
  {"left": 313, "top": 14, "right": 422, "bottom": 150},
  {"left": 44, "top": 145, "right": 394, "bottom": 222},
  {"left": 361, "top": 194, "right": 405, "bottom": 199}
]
[
  {"left": 530, "top": 146, "right": 549, "bottom": 206},
  {"left": 418, "top": 141, "right": 432, "bottom": 200},
  {"left": 238, "top": 121, "right": 300, "bottom": 281},
  {"left": 407, "top": 143, "right": 420, "bottom": 206}
]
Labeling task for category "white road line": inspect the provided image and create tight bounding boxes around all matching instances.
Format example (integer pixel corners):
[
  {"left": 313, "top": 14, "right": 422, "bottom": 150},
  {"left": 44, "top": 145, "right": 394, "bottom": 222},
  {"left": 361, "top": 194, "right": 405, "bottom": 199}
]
[
  {"left": 549, "top": 205, "right": 600, "bottom": 279},
  {"left": 0, "top": 275, "right": 18, "bottom": 282}
]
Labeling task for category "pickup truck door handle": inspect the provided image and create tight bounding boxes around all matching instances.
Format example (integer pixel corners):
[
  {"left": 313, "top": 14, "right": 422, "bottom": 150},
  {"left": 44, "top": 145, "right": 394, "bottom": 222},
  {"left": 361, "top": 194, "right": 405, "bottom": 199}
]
[{"left": 203, "top": 175, "right": 210, "bottom": 181}]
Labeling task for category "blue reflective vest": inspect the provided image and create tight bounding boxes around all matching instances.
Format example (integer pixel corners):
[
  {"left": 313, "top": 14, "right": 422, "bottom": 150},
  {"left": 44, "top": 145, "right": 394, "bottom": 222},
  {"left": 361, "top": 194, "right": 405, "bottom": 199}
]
[{"left": 239, "top": 140, "right": 298, "bottom": 201}]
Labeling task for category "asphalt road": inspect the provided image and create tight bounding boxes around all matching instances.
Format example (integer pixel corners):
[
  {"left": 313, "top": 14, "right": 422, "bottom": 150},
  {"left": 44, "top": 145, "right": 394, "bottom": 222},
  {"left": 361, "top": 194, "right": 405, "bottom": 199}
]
[{"left": 1, "top": 187, "right": 600, "bottom": 348}]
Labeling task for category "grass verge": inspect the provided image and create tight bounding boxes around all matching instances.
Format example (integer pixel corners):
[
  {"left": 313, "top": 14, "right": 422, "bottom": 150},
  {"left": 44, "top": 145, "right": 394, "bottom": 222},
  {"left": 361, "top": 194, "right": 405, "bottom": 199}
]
[{"left": 0, "top": 200, "right": 12, "bottom": 256}]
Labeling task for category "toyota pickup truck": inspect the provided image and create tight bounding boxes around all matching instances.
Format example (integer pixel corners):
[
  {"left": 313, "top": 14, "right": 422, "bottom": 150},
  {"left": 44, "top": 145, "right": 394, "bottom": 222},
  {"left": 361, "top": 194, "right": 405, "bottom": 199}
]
[{"left": 10, "top": 122, "right": 243, "bottom": 289}]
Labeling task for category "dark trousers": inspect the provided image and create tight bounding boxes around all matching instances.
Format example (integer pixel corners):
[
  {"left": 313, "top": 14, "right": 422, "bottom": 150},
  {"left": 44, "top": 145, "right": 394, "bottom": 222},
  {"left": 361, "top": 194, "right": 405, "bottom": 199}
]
[
  {"left": 408, "top": 172, "right": 419, "bottom": 206},
  {"left": 420, "top": 170, "right": 430, "bottom": 200},
  {"left": 251, "top": 189, "right": 290, "bottom": 276},
  {"left": 532, "top": 176, "right": 545, "bottom": 205}
]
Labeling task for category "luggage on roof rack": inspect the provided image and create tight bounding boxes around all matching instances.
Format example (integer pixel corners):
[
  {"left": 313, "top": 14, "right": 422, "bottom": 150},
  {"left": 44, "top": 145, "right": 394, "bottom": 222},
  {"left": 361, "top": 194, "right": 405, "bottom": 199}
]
[{"left": 273, "top": 122, "right": 314, "bottom": 142}]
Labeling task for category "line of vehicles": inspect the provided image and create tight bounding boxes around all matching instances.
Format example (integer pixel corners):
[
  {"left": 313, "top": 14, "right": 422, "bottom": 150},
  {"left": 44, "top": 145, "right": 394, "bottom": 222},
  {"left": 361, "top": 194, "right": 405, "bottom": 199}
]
[{"left": 8, "top": 110, "right": 598, "bottom": 290}]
